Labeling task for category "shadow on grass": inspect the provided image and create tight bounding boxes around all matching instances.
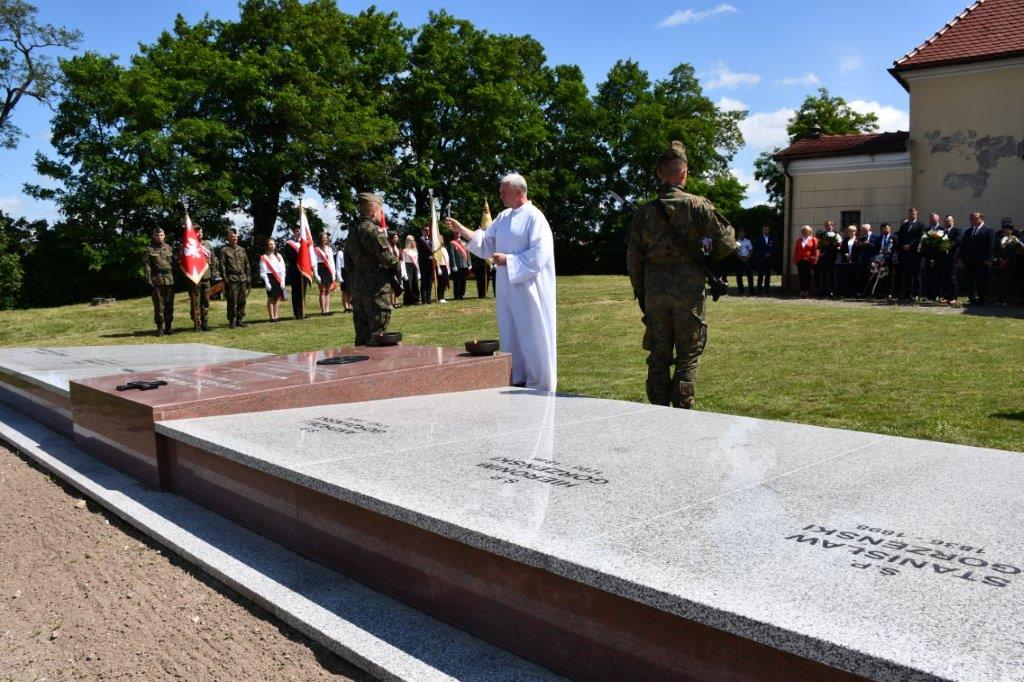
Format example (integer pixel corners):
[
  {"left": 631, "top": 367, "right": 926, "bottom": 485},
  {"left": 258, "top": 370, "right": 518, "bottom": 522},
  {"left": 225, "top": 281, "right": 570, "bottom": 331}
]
[{"left": 991, "top": 411, "right": 1024, "bottom": 422}]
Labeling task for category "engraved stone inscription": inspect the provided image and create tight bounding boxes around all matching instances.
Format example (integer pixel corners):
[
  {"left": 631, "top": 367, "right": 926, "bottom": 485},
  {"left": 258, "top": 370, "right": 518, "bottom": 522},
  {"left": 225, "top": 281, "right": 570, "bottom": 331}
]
[
  {"left": 784, "top": 523, "right": 1021, "bottom": 588},
  {"left": 299, "top": 416, "right": 389, "bottom": 435},
  {"left": 476, "top": 456, "right": 610, "bottom": 489}
]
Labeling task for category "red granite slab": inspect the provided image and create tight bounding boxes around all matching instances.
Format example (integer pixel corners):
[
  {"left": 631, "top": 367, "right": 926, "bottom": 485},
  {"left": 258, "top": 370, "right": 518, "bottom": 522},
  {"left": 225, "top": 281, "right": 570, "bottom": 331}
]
[{"left": 69, "top": 346, "right": 511, "bottom": 489}]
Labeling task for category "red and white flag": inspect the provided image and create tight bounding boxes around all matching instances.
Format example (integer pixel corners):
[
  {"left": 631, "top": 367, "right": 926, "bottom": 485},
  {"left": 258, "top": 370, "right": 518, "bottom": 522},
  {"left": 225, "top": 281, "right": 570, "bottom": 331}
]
[
  {"left": 180, "top": 213, "right": 208, "bottom": 284},
  {"left": 297, "top": 201, "right": 315, "bottom": 282}
]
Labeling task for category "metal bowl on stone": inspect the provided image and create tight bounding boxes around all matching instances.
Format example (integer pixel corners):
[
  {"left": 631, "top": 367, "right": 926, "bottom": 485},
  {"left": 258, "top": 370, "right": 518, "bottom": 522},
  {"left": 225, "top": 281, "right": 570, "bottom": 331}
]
[
  {"left": 465, "top": 339, "right": 499, "bottom": 356},
  {"left": 372, "top": 331, "right": 402, "bottom": 346}
]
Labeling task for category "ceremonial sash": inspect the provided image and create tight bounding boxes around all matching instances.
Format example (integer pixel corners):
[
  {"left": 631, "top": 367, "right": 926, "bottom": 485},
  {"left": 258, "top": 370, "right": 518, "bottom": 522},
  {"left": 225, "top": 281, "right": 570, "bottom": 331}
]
[
  {"left": 286, "top": 239, "right": 301, "bottom": 252},
  {"left": 261, "top": 254, "right": 285, "bottom": 287},
  {"left": 314, "top": 246, "right": 335, "bottom": 279},
  {"left": 450, "top": 239, "right": 468, "bottom": 261}
]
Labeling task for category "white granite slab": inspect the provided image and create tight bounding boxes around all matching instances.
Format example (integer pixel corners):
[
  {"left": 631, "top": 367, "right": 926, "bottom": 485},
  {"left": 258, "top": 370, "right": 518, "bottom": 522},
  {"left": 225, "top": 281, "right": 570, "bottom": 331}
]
[
  {"left": 0, "top": 403, "right": 559, "bottom": 681},
  {"left": 158, "top": 388, "right": 1024, "bottom": 680},
  {"left": 0, "top": 344, "right": 268, "bottom": 397}
]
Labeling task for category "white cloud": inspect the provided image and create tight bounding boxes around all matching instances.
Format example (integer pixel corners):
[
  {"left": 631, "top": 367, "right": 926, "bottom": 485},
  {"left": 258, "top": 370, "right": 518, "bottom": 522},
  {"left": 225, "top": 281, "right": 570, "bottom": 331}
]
[
  {"left": 657, "top": 3, "right": 738, "bottom": 28},
  {"left": 716, "top": 96, "right": 747, "bottom": 112},
  {"left": 848, "top": 100, "right": 909, "bottom": 132},
  {"left": 776, "top": 73, "right": 821, "bottom": 87},
  {"left": 0, "top": 196, "right": 26, "bottom": 215},
  {"left": 731, "top": 167, "right": 768, "bottom": 207},
  {"left": 704, "top": 62, "right": 761, "bottom": 90},
  {"left": 839, "top": 50, "right": 863, "bottom": 74},
  {"left": 738, "top": 107, "right": 795, "bottom": 151}
]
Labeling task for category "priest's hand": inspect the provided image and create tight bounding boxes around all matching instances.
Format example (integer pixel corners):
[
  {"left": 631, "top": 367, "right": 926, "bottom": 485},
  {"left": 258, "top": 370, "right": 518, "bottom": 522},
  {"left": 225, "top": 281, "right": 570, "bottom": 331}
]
[
  {"left": 492, "top": 253, "right": 508, "bottom": 266},
  {"left": 445, "top": 217, "right": 467, "bottom": 238}
]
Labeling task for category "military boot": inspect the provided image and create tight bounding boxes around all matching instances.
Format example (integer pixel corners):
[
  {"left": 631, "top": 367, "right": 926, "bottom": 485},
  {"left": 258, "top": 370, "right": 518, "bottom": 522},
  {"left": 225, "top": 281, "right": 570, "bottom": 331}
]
[
  {"left": 164, "top": 324, "right": 174, "bottom": 336},
  {"left": 201, "top": 321, "right": 211, "bottom": 332},
  {"left": 156, "top": 326, "right": 164, "bottom": 337}
]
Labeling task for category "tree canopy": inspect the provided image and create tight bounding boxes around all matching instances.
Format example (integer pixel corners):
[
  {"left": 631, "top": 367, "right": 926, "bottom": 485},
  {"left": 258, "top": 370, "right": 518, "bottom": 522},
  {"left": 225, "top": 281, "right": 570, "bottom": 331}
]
[{"left": 22, "top": 1, "right": 751, "bottom": 304}]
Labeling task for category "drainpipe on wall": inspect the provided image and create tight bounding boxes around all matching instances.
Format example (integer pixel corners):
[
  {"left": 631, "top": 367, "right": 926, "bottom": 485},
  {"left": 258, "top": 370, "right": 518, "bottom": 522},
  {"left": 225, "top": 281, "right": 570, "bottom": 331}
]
[{"left": 780, "top": 159, "right": 794, "bottom": 290}]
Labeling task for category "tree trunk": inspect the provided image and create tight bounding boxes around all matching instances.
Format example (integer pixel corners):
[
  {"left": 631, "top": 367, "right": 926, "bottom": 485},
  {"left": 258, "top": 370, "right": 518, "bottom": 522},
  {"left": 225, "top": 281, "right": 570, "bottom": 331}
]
[{"left": 250, "top": 187, "right": 282, "bottom": 250}]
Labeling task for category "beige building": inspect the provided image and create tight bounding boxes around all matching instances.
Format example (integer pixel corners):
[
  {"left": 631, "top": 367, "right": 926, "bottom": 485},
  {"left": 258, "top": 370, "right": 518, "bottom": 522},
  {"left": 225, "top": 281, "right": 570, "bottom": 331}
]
[{"left": 775, "top": 0, "right": 1023, "bottom": 284}]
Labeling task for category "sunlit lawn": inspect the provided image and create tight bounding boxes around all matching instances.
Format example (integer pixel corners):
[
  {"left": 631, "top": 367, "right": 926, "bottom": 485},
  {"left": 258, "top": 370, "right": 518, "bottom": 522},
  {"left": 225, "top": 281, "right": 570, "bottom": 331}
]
[{"left": 1, "top": 275, "right": 1021, "bottom": 451}]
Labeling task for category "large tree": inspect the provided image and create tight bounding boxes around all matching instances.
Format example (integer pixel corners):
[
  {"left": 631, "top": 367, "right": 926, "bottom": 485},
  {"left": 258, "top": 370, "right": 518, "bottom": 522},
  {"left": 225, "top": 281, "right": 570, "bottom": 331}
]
[
  {"left": 0, "top": 0, "right": 80, "bottom": 149},
  {"left": 30, "top": 0, "right": 406, "bottom": 255},
  {"left": 757, "top": 87, "right": 879, "bottom": 211},
  {"left": 390, "top": 11, "right": 550, "bottom": 220}
]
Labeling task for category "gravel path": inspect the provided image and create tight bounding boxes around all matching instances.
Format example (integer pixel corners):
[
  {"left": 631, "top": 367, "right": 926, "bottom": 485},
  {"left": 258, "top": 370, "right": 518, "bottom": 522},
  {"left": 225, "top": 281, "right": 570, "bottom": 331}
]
[{"left": 0, "top": 445, "right": 370, "bottom": 681}]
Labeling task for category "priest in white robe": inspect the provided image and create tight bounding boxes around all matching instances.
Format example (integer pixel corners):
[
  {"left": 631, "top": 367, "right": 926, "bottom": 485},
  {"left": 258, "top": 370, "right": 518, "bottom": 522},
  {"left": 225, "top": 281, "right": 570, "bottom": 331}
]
[{"left": 446, "top": 173, "right": 557, "bottom": 391}]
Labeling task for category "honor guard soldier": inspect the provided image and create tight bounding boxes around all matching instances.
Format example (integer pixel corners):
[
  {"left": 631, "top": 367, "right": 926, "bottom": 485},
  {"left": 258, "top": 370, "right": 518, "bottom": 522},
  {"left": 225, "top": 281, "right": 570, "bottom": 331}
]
[
  {"left": 143, "top": 227, "right": 175, "bottom": 336},
  {"left": 626, "top": 141, "right": 736, "bottom": 408},
  {"left": 190, "top": 224, "right": 219, "bottom": 331},
  {"left": 219, "top": 227, "right": 251, "bottom": 328},
  {"left": 348, "top": 192, "right": 399, "bottom": 345}
]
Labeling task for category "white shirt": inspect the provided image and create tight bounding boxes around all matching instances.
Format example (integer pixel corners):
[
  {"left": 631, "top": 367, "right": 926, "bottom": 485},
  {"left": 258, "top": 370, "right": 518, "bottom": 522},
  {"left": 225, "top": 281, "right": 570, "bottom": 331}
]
[
  {"left": 468, "top": 201, "right": 557, "bottom": 392},
  {"left": 736, "top": 238, "right": 752, "bottom": 258},
  {"left": 334, "top": 250, "right": 345, "bottom": 283},
  {"left": 259, "top": 252, "right": 287, "bottom": 297}
]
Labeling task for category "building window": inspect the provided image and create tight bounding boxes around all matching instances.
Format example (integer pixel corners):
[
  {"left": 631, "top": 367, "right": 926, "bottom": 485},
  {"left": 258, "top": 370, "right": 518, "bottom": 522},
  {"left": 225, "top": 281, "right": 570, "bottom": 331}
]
[{"left": 840, "top": 210, "right": 861, "bottom": 230}]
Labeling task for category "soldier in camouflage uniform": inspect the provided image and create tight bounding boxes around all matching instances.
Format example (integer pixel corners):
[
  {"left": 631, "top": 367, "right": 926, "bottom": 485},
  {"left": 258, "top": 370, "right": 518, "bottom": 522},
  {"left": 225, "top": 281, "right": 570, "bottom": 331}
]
[
  {"left": 626, "top": 141, "right": 736, "bottom": 408},
  {"left": 219, "top": 227, "right": 250, "bottom": 328},
  {"left": 188, "top": 224, "right": 219, "bottom": 332},
  {"left": 142, "top": 227, "right": 175, "bottom": 336},
  {"left": 348, "top": 192, "right": 399, "bottom": 345}
]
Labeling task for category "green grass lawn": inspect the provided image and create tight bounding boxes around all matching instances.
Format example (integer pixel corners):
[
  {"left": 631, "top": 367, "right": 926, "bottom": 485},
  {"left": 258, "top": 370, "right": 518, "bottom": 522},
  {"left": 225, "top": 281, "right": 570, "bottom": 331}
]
[{"left": 1, "top": 275, "right": 1021, "bottom": 452}]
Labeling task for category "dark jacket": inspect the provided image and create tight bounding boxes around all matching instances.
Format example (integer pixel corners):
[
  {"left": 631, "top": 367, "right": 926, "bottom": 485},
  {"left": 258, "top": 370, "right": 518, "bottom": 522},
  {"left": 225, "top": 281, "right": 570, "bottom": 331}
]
[
  {"left": 752, "top": 233, "right": 775, "bottom": 264},
  {"left": 959, "top": 224, "right": 993, "bottom": 265},
  {"left": 857, "top": 233, "right": 881, "bottom": 265},
  {"left": 898, "top": 220, "right": 925, "bottom": 255}
]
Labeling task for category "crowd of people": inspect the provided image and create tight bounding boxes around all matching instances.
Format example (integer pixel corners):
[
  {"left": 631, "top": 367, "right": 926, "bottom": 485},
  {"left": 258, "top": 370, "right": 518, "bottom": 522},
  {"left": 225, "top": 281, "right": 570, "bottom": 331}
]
[{"left": 784, "top": 209, "right": 1023, "bottom": 306}]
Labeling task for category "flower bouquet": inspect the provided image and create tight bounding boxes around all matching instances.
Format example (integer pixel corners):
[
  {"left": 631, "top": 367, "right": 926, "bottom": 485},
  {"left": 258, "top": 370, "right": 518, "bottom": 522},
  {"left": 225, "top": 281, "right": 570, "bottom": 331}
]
[
  {"left": 920, "top": 229, "right": 951, "bottom": 254},
  {"left": 1000, "top": 234, "right": 1023, "bottom": 258},
  {"left": 819, "top": 230, "right": 840, "bottom": 251}
]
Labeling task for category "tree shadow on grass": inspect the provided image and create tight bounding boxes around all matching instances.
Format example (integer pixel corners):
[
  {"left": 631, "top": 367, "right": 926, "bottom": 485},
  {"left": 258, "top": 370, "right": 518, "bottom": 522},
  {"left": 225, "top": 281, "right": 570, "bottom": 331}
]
[{"left": 991, "top": 411, "right": 1024, "bottom": 422}]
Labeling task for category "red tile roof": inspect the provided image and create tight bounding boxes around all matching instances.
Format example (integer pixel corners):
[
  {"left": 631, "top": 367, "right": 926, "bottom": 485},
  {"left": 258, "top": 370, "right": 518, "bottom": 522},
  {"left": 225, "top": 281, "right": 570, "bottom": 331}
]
[
  {"left": 893, "top": 0, "right": 1024, "bottom": 72},
  {"left": 773, "top": 132, "right": 909, "bottom": 161}
]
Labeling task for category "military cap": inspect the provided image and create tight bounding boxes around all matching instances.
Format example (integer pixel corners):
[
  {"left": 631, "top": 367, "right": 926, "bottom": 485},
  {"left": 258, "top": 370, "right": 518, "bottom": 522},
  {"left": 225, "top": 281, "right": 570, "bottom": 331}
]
[
  {"left": 660, "top": 141, "right": 688, "bottom": 164},
  {"left": 357, "top": 191, "right": 384, "bottom": 206}
]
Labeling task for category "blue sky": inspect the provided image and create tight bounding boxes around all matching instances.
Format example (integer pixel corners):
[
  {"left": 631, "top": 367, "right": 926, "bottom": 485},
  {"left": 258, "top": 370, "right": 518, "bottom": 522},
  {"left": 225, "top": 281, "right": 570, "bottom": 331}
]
[{"left": 5, "top": 0, "right": 970, "bottom": 225}]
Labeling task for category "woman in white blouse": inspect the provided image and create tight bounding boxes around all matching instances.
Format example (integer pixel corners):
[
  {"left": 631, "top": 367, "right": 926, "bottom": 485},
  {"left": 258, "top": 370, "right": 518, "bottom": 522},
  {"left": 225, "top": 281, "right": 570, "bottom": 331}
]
[
  {"left": 401, "top": 235, "right": 420, "bottom": 305},
  {"left": 259, "top": 237, "right": 287, "bottom": 322},
  {"left": 313, "top": 232, "right": 335, "bottom": 315}
]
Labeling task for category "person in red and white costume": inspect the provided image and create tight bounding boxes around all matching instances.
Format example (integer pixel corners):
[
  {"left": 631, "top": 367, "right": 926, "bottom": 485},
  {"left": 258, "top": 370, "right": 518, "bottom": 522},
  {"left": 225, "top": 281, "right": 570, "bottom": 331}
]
[
  {"left": 259, "top": 237, "right": 287, "bottom": 322},
  {"left": 313, "top": 231, "right": 336, "bottom": 315}
]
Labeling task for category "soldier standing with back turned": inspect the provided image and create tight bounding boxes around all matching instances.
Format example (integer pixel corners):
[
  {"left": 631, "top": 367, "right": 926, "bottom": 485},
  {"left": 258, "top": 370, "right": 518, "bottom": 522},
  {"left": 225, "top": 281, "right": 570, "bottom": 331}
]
[
  {"left": 347, "top": 192, "right": 399, "bottom": 345},
  {"left": 626, "top": 141, "right": 736, "bottom": 408},
  {"left": 219, "top": 227, "right": 250, "bottom": 328},
  {"left": 143, "top": 227, "right": 175, "bottom": 337}
]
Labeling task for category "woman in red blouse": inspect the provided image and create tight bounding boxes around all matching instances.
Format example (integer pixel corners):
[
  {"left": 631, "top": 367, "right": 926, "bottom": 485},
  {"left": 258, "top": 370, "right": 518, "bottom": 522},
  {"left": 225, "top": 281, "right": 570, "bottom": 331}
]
[{"left": 793, "top": 225, "right": 818, "bottom": 298}]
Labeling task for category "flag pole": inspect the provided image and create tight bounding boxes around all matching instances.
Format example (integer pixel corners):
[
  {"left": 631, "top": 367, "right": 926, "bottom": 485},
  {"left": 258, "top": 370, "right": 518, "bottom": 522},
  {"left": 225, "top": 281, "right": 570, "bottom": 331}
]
[{"left": 298, "top": 199, "right": 305, "bottom": 320}]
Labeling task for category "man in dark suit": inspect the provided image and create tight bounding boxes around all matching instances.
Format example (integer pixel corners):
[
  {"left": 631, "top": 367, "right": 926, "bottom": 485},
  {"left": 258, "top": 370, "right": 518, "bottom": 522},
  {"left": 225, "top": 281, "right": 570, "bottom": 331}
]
[
  {"left": 856, "top": 223, "right": 880, "bottom": 297},
  {"left": 897, "top": 207, "right": 925, "bottom": 301},
  {"left": 920, "top": 212, "right": 944, "bottom": 301},
  {"left": 958, "top": 211, "right": 992, "bottom": 305},
  {"left": 416, "top": 226, "right": 434, "bottom": 304},
  {"left": 815, "top": 220, "right": 838, "bottom": 298},
  {"left": 940, "top": 214, "right": 961, "bottom": 303},
  {"left": 752, "top": 224, "right": 775, "bottom": 295}
]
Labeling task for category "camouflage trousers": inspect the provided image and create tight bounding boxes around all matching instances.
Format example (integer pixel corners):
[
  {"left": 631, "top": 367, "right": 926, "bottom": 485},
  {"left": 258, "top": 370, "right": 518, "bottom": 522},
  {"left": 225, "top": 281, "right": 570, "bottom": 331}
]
[
  {"left": 151, "top": 285, "right": 174, "bottom": 328},
  {"left": 642, "top": 290, "right": 707, "bottom": 408},
  {"left": 187, "top": 281, "right": 211, "bottom": 326},
  {"left": 225, "top": 281, "right": 248, "bottom": 323},
  {"left": 352, "top": 283, "right": 392, "bottom": 346}
]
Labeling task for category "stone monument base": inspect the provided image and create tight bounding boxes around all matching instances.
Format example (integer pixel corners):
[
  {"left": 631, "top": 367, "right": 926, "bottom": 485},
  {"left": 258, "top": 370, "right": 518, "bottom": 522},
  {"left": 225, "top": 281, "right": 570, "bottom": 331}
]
[
  {"left": 0, "top": 344, "right": 267, "bottom": 436},
  {"left": 70, "top": 346, "right": 511, "bottom": 489},
  {"left": 154, "top": 388, "right": 1023, "bottom": 679}
]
